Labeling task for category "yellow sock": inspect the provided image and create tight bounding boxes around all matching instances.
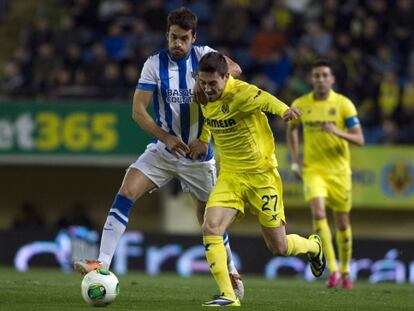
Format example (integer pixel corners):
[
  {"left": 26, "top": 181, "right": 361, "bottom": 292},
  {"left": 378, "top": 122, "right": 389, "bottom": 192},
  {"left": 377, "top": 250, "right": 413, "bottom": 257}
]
[
  {"left": 203, "top": 235, "right": 235, "bottom": 299},
  {"left": 286, "top": 234, "right": 319, "bottom": 256},
  {"left": 336, "top": 227, "right": 352, "bottom": 274},
  {"left": 314, "top": 219, "right": 338, "bottom": 273}
]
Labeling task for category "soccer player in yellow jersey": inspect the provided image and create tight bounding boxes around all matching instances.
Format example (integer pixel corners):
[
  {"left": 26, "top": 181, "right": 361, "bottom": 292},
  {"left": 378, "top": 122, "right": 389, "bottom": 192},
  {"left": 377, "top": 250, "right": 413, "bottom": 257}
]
[
  {"left": 189, "top": 52, "right": 326, "bottom": 307},
  {"left": 287, "top": 59, "right": 365, "bottom": 290}
]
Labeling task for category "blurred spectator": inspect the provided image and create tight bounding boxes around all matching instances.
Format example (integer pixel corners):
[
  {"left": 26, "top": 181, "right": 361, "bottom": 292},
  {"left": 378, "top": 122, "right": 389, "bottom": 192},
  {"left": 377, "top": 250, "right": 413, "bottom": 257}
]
[
  {"left": 123, "top": 63, "right": 139, "bottom": 92},
  {"left": 126, "top": 18, "right": 162, "bottom": 61},
  {"left": 0, "top": 0, "right": 9, "bottom": 22},
  {"left": 380, "top": 119, "right": 400, "bottom": 145},
  {"left": 99, "top": 62, "right": 124, "bottom": 98},
  {"left": 377, "top": 71, "right": 400, "bottom": 119},
  {"left": 26, "top": 17, "right": 54, "bottom": 51},
  {"left": 389, "top": 0, "right": 414, "bottom": 62},
  {"left": 269, "top": 0, "right": 293, "bottom": 32},
  {"left": 54, "top": 15, "right": 84, "bottom": 53},
  {"left": 368, "top": 46, "right": 399, "bottom": 79},
  {"left": 99, "top": 0, "right": 128, "bottom": 23},
  {"left": 2, "top": 61, "right": 25, "bottom": 95},
  {"left": 71, "top": 0, "right": 100, "bottom": 32},
  {"left": 141, "top": 0, "right": 167, "bottom": 33},
  {"left": 55, "top": 202, "right": 94, "bottom": 230},
  {"left": 250, "top": 14, "right": 286, "bottom": 61},
  {"left": 31, "top": 43, "right": 58, "bottom": 96},
  {"left": 210, "top": 0, "right": 249, "bottom": 48},
  {"left": 103, "top": 22, "right": 128, "bottom": 60},
  {"left": 63, "top": 43, "right": 84, "bottom": 76},
  {"left": 300, "top": 21, "right": 332, "bottom": 57},
  {"left": 13, "top": 202, "right": 45, "bottom": 230},
  {"left": 84, "top": 42, "right": 110, "bottom": 84},
  {"left": 355, "top": 16, "right": 381, "bottom": 55}
]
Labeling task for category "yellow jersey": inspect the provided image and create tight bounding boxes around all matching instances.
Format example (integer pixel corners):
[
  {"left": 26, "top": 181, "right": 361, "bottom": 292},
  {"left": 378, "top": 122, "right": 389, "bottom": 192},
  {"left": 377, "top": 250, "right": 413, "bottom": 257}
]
[
  {"left": 200, "top": 76, "right": 289, "bottom": 173},
  {"left": 291, "top": 90, "right": 359, "bottom": 174}
]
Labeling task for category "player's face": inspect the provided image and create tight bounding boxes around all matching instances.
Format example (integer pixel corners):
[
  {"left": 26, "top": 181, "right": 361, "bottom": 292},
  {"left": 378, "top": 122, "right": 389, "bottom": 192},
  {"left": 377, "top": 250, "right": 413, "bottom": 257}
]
[
  {"left": 198, "top": 71, "right": 229, "bottom": 102},
  {"left": 311, "top": 66, "right": 335, "bottom": 94},
  {"left": 167, "top": 25, "right": 195, "bottom": 59}
]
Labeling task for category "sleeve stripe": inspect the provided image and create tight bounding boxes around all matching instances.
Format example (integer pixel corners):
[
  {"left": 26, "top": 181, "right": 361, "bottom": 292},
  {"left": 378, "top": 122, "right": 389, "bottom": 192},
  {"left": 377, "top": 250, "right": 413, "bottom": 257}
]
[
  {"left": 136, "top": 83, "right": 157, "bottom": 91},
  {"left": 345, "top": 116, "right": 360, "bottom": 128}
]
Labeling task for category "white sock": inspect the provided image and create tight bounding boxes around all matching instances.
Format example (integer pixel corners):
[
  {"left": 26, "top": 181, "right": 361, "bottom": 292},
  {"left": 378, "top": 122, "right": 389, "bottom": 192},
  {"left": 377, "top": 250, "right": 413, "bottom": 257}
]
[
  {"left": 98, "top": 194, "right": 133, "bottom": 268},
  {"left": 223, "top": 232, "right": 237, "bottom": 274}
]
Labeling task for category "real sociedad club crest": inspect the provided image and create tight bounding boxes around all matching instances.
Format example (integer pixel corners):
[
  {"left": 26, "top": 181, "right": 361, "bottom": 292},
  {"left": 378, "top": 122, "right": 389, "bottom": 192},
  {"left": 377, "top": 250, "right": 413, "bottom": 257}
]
[{"left": 221, "top": 103, "right": 229, "bottom": 113}]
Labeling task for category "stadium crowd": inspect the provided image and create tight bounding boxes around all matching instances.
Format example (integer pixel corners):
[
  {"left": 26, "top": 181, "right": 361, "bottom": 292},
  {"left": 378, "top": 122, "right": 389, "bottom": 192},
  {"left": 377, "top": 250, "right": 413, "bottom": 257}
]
[{"left": 1, "top": 0, "right": 414, "bottom": 143}]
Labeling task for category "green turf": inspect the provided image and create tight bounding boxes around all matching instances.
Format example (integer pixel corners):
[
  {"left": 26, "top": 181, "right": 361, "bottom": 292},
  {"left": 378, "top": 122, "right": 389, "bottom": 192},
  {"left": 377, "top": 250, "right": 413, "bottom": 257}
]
[{"left": 0, "top": 267, "right": 413, "bottom": 310}]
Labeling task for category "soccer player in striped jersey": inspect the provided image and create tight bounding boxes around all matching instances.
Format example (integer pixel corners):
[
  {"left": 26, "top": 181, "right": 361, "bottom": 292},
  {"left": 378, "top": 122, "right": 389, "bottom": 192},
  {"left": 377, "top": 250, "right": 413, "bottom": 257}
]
[
  {"left": 74, "top": 7, "right": 244, "bottom": 298},
  {"left": 287, "top": 59, "right": 365, "bottom": 289},
  {"left": 191, "top": 52, "right": 325, "bottom": 307}
]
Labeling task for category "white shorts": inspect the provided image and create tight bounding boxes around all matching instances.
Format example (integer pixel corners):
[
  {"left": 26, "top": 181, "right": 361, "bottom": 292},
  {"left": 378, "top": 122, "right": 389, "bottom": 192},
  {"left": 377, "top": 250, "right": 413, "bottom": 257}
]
[{"left": 130, "top": 143, "right": 217, "bottom": 202}]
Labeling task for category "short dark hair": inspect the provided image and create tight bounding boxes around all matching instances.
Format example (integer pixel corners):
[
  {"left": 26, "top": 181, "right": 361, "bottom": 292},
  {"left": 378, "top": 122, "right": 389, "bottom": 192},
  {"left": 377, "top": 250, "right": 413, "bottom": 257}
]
[
  {"left": 167, "top": 7, "right": 198, "bottom": 35},
  {"left": 198, "top": 52, "right": 228, "bottom": 77},
  {"left": 312, "top": 59, "right": 334, "bottom": 74}
]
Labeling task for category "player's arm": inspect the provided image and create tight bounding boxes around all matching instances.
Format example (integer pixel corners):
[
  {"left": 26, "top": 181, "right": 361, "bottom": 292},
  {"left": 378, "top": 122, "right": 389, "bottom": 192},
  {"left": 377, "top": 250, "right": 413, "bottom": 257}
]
[
  {"left": 132, "top": 89, "right": 189, "bottom": 158},
  {"left": 322, "top": 121, "right": 365, "bottom": 146},
  {"left": 287, "top": 121, "right": 302, "bottom": 180},
  {"left": 224, "top": 56, "right": 242, "bottom": 78},
  {"left": 188, "top": 123, "right": 210, "bottom": 160},
  {"left": 254, "top": 88, "right": 301, "bottom": 121}
]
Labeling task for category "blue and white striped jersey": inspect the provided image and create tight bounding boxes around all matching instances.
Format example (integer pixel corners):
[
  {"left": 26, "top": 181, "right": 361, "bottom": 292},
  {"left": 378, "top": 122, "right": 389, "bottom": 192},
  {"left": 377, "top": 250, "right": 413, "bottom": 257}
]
[{"left": 136, "top": 45, "right": 215, "bottom": 161}]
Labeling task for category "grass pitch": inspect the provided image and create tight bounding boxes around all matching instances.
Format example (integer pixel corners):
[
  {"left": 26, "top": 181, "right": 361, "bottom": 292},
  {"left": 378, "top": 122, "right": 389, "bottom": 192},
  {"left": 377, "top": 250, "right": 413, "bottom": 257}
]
[{"left": 0, "top": 267, "right": 412, "bottom": 310}]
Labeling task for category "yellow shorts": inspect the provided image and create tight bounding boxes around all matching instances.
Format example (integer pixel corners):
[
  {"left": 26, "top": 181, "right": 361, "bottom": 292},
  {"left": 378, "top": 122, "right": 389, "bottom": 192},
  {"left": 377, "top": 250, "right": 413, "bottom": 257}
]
[
  {"left": 206, "top": 168, "right": 286, "bottom": 228},
  {"left": 303, "top": 170, "right": 352, "bottom": 212}
]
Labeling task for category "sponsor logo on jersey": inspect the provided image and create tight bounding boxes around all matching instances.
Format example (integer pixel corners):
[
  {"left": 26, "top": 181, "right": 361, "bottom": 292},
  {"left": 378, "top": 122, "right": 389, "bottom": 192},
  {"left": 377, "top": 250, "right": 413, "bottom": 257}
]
[
  {"left": 205, "top": 118, "right": 236, "bottom": 128},
  {"left": 166, "top": 89, "right": 194, "bottom": 104}
]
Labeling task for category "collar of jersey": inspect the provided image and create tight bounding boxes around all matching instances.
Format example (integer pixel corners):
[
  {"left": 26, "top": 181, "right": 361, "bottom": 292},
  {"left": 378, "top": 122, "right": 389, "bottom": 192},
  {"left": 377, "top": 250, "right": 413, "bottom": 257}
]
[{"left": 311, "top": 89, "right": 335, "bottom": 102}]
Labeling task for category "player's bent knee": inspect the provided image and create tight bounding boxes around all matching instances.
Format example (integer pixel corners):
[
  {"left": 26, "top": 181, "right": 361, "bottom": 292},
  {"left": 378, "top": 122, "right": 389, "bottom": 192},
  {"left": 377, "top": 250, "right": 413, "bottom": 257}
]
[
  {"left": 201, "top": 219, "right": 223, "bottom": 236},
  {"left": 118, "top": 187, "right": 139, "bottom": 202}
]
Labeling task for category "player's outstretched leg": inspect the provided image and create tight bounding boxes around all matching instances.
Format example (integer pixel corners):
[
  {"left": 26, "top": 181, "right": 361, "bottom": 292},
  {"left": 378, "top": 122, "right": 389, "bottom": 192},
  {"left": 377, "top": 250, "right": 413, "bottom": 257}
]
[
  {"left": 307, "top": 234, "right": 326, "bottom": 277},
  {"left": 223, "top": 232, "right": 244, "bottom": 300},
  {"left": 73, "top": 193, "right": 133, "bottom": 274}
]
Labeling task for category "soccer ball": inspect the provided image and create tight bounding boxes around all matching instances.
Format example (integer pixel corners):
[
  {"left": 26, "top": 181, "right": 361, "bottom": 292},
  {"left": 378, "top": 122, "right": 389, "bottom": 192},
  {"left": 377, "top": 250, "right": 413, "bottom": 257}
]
[{"left": 81, "top": 269, "right": 119, "bottom": 307}]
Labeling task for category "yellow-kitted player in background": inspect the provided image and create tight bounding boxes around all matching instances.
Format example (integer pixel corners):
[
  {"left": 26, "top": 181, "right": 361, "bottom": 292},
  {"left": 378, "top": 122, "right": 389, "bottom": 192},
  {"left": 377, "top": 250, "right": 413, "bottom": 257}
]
[{"left": 287, "top": 59, "right": 365, "bottom": 290}]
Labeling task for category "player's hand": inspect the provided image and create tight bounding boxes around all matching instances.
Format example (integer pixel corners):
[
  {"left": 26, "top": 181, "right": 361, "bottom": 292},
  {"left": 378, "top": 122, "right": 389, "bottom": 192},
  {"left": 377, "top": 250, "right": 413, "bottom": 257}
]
[
  {"left": 283, "top": 107, "right": 301, "bottom": 122},
  {"left": 193, "top": 80, "right": 208, "bottom": 105},
  {"left": 188, "top": 139, "right": 208, "bottom": 161},
  {"left": 291, "top": 162, "right": 302, "bottom": 180},
  {"left": 164, "top": 134, "right": 189, "bottom": 158},
  {"left": 322, "top": 122, "right": 338, "bottom": 135}
]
